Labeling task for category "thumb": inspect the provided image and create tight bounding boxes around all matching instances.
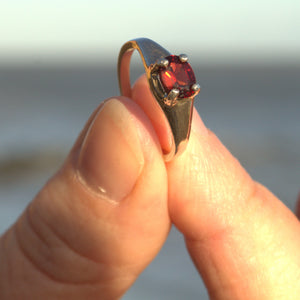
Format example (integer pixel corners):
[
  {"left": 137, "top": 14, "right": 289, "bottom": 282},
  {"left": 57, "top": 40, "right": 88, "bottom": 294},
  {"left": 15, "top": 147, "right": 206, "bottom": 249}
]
[{"left": 0, "top": 97, "right": 170, "bottom": 299}]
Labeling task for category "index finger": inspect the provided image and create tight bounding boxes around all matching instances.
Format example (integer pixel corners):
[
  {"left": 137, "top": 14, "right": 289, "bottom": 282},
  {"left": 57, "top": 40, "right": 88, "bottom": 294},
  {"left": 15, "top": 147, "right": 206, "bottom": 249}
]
[{"left": 133, "top": 75, "right": 300, "bottom": 300}]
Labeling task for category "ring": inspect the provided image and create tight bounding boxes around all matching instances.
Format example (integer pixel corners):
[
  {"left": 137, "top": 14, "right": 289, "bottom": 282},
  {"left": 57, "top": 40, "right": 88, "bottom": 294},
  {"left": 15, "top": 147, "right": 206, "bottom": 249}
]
[{"left": 118, "top": 38, "right": 200, "bottom": 161}]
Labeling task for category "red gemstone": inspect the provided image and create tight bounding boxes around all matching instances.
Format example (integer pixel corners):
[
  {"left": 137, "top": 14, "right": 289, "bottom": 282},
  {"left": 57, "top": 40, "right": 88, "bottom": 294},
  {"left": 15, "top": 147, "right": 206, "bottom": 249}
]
[{"left": 159, "top": 55, "right": 196, "bottom": 98}]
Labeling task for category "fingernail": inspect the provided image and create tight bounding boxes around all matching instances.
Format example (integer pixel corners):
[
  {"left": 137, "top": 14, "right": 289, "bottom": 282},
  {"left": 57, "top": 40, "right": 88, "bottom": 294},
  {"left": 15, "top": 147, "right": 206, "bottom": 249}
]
[
  {"left": 191, "top": 107, "right": 208, "bottom": 136},
  {"left": 77, "top": 99, "right": 144, "bottom": 201}
]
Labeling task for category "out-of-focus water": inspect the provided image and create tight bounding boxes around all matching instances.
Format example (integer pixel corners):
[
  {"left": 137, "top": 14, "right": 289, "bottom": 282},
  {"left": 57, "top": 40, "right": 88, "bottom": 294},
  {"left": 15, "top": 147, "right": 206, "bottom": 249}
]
[{"left": 0, "top": 63, "right": 299, "bottom": 299}]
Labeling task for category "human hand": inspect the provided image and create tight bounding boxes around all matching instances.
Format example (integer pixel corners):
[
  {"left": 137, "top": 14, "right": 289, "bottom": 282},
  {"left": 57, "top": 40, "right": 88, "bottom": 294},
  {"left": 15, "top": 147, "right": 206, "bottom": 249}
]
[{"left": 0, "top": 75, "right": 299, "bottom": 299}]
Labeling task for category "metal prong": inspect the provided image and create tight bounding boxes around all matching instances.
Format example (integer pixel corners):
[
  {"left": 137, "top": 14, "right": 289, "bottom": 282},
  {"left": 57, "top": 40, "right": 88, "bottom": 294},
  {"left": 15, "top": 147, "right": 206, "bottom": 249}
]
[
  {"left": 191, "top": 83, "right": 201, "bottom": 92},
  {"left": 158, "top": 58, "right": 169, "bottom": 68},
  {"left": 179, "top": 54, "right": 188, "bottom": 63},
  {"left": 167, "top": 88, "right": 180, "bottom": 100},
  {"left": 165, "top": 88, "right": 180, "bottom": 106}
]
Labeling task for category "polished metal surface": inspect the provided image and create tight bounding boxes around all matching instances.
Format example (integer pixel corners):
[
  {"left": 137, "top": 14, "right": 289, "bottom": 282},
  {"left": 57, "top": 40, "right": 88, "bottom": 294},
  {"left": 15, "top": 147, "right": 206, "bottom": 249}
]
[
  {"left": 118, "top": 38, "right": 200, "bottom": 161},
  {"left": 179, "top": 54, "right": 188, "bottom": 63}
]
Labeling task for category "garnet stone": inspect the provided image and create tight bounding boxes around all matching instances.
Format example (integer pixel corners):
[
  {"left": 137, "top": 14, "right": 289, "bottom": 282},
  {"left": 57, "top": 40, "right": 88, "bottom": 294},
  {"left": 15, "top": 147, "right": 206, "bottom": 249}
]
[{"left": 159, "top": 55, "right": 196, "bottom": 98}]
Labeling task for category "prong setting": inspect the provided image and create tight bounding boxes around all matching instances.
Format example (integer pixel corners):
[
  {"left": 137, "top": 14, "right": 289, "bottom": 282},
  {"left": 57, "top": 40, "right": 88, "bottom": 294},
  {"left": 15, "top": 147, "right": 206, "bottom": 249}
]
[
  {"left": 179, "top": 54, "right": 188, "bottom": 63},
  {"left": 191, "top": 83, "right": 200, "bottom": 92},
  {"left": 164, "top": 88, "right": 179, "bottom": 106},
  {"left": 190, "top": 83, "right": 201, "bottom": 97},
  {"left": 151, "top": 55, "right": 199, "bottom": 104},
  {"left": 158, "top": 58, "right": 169, "bottom": 68},
  {"left": 168, "top": 88, "right": 180, "bottom": 100}
]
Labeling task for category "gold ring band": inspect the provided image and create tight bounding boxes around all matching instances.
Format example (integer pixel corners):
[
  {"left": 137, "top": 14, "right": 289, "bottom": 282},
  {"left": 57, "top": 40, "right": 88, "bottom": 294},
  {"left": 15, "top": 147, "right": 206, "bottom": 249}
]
[{"left": 117, "top": 38, "right": 200, "bottom": 161}]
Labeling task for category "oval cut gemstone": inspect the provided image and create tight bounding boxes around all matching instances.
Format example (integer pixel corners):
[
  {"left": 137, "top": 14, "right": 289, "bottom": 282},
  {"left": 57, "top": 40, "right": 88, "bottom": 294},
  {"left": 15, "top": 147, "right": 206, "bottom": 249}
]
[{"left": 159, "top": 55, "right": 196, "bottom": 98}]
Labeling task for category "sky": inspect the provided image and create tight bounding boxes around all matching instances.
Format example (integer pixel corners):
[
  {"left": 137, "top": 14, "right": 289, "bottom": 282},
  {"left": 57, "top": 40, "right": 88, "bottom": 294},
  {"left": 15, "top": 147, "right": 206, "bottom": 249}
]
[{"left": 0, "top": 0, "right": 299, "bottom": 64}]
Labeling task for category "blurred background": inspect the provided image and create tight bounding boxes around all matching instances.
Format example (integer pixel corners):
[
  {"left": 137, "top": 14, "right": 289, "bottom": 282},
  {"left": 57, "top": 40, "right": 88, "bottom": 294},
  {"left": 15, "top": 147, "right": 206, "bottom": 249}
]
[{"left": 0, "top": 1, "right": 299, "bottom": 299}]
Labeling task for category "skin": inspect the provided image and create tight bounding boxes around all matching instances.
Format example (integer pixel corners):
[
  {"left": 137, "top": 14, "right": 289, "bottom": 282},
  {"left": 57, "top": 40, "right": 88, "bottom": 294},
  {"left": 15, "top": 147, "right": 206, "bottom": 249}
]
[{"left": 0, "top": 75, "right": 300, "bottom": 299}]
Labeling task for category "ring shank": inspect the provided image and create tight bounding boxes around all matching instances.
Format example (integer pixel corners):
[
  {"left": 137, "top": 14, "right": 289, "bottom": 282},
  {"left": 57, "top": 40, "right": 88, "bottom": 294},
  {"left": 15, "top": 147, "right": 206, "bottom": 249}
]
[{"left": 118, "top": 47, "right": 134, "bottom": 98}]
